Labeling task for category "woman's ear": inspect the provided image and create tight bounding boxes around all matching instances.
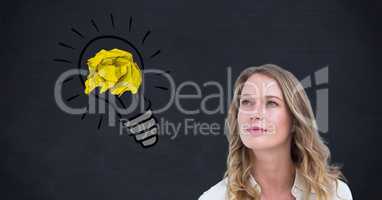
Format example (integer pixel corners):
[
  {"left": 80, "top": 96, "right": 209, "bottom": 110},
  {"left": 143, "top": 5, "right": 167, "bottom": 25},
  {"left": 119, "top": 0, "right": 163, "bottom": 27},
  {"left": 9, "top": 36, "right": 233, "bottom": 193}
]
[{"left": 291, "top": 119, "right": 297, "bottom": 133}]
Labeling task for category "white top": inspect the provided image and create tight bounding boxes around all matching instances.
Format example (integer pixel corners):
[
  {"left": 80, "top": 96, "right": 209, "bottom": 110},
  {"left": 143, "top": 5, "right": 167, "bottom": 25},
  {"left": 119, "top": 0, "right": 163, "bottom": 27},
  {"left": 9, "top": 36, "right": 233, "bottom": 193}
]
[{"left": 199, "top": 171, "right": 353, "bottom": 200}]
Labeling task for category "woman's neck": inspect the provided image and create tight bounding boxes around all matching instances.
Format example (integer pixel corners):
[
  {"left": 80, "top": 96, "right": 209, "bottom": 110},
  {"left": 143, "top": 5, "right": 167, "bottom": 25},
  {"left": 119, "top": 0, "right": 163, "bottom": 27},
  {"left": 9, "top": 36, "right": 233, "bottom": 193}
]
[{"left": 252, "top": 145, "right": 296, "bottom": 194}]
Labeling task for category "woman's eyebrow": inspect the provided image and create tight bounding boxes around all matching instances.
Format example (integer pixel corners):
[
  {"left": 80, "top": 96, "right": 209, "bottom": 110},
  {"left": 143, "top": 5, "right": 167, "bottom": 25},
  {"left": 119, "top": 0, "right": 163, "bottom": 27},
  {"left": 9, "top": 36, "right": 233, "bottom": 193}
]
[
  {"left": 266, "top": 95, "right": 283, "bottom": 101},
  {"left": 240, "top": 93, "right": 255, "bottom": 97}
]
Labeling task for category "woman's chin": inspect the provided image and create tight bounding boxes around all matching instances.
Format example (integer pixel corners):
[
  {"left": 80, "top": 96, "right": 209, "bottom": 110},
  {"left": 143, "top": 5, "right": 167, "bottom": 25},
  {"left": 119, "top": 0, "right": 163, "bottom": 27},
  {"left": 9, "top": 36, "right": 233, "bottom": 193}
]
[{"left": 241, "top": 136, "right": 276, "bottom": 150}]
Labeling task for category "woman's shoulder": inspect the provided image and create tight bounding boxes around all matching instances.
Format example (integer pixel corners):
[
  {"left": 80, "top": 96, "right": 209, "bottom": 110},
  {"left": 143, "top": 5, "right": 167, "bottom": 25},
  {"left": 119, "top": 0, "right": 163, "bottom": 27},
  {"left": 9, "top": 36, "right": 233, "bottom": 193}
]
[
  {"left": 197, "top": 177, "right": 353, "bottom": 200},
  {"left": 198, "top": 178, "right": 228, "bottom": 200},
  {"left": 333, "top": 179, "right": 353, "bottom": 200}
]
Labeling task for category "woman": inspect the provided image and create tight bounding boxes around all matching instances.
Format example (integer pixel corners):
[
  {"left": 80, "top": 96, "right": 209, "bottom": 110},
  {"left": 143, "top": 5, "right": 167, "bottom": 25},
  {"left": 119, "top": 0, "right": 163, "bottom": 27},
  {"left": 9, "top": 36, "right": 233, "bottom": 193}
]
[{"left": 199, "top": 64, "right": 352, "bottom": 200}]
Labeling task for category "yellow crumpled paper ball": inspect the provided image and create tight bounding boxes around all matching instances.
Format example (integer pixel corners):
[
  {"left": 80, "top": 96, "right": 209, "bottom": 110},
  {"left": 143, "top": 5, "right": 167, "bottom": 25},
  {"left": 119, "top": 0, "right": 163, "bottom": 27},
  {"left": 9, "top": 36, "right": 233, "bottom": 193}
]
[{"left": 84, "top": 48, "right": 142, "bottom": 96}]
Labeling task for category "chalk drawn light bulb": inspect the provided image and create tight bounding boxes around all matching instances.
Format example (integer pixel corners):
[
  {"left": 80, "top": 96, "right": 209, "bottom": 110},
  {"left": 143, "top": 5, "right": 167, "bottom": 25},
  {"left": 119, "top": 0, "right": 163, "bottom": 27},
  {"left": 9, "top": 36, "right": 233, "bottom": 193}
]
[
  {"left": 84, "top": 48, "right": 158, "bottom": 148},
  {"left": 54, "top": 14, "right": 165, "bottom": 148}
]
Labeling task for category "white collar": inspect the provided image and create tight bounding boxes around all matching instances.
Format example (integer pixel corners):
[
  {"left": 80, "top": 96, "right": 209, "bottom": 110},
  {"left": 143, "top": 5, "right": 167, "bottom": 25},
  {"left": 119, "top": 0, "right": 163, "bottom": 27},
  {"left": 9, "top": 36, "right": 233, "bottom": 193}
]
[{"left": 249, "top": 169, "right": 314, "bottom": 196}]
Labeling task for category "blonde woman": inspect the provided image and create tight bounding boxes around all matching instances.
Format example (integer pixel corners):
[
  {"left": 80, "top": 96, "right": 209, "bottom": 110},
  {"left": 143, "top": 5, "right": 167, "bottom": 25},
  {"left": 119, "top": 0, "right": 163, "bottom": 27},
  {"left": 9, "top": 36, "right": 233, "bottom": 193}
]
[{"left": 199, "top": 64, "right": 352, "bottom": 200}]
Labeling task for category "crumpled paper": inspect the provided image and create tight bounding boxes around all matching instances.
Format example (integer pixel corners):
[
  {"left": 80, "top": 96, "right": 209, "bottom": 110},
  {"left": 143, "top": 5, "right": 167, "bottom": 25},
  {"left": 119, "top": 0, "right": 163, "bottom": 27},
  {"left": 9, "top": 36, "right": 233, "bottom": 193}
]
[{"left": 84, "top": 48, "right": 142, "bottom": 96}]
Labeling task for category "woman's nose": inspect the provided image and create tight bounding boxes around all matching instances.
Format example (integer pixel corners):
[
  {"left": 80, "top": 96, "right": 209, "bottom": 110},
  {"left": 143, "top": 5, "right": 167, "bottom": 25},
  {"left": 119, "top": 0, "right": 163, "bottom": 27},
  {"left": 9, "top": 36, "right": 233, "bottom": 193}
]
[
  {"left": 249, "top": 112, "right": 264, "bottom": 120},
  {"left": 249, "top": 104, "right": 265, "bottom": 120}
]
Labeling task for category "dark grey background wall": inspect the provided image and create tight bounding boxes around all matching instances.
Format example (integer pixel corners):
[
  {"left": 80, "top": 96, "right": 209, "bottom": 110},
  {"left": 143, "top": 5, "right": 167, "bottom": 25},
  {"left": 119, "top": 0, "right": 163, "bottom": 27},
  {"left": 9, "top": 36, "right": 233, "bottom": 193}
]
[{"left": 1, "top": 0, "right": 381, "bottom": 199}]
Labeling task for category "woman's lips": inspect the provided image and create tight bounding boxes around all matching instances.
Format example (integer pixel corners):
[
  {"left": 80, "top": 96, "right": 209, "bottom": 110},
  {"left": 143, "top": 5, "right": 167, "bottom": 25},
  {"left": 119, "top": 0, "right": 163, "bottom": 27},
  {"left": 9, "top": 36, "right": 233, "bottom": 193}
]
[{"left": 245, "top": 127, "right": 267, "bottom": 136}]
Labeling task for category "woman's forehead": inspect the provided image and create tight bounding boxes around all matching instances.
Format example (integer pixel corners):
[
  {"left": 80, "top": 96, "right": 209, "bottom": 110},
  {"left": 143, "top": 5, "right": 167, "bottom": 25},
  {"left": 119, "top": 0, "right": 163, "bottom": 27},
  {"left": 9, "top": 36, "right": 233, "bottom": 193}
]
[{"left": 241, "top": 74, "right": 282, "bottom": 97}]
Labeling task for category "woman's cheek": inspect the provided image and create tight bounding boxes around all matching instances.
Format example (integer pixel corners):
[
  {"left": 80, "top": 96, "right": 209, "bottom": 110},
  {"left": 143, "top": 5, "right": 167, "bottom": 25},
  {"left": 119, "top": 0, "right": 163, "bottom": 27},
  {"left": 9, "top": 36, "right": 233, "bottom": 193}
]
[
  {"left": 237, "top": 111, "right": 249, "bottom": 125},
  {"left": 270, "top": 109, "right": 291, "bottom": 136}
]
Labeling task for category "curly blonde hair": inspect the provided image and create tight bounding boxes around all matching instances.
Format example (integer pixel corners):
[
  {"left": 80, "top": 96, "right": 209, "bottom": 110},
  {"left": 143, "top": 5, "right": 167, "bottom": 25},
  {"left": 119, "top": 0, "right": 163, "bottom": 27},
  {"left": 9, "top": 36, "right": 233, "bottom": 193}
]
[{"left": 224, "top": 64, "right": 344, "bottom": 200}]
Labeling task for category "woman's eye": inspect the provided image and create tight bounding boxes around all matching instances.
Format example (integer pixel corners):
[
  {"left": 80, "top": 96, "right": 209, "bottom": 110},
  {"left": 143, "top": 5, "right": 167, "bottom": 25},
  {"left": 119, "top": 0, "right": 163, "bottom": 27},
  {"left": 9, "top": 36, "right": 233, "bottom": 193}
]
[
  {"left": 240, "top": 100, "right": 249, "bottom": 105},
  {"left": 267, "top": 101, "right": 278, "bottom": 107},
  {"left": 240, "top": 99, "right": 252, "bottom": 106}
]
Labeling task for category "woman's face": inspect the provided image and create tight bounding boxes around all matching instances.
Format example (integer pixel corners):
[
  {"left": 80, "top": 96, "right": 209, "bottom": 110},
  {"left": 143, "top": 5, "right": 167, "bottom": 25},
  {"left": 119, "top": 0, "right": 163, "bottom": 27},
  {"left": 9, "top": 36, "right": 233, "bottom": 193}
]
[{"left": 237, "top": 73, "right": 293, "bottom": 151}]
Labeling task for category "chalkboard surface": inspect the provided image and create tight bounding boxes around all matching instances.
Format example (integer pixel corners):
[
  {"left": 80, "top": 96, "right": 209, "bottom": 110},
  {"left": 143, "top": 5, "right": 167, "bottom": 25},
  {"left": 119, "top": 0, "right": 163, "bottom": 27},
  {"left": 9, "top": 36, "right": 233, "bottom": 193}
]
[{"left": 1, "top": 0, "right": 381, "bottom": 199}]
